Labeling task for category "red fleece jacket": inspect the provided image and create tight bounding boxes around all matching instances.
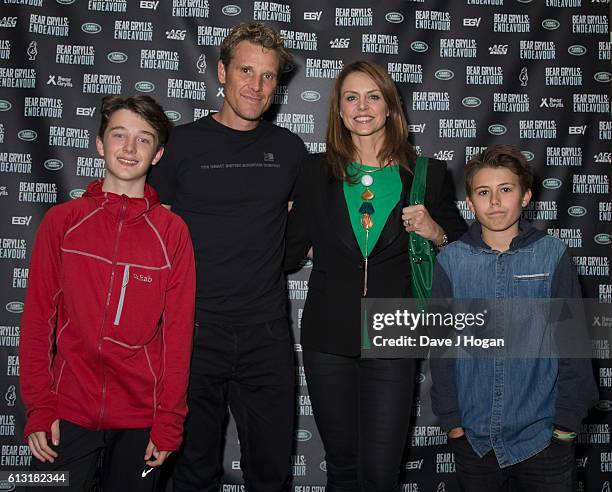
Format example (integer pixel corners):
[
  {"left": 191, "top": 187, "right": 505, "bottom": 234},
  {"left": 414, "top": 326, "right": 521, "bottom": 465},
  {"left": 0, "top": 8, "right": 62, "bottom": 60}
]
[{"left": 20, "top": 180, "right": 196, "bottom": 451}]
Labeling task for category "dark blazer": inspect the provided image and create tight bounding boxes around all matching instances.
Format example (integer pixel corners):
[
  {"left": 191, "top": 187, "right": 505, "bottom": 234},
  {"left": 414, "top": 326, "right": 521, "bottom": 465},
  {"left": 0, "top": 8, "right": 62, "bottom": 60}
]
[{"left": 285, "top": 153, "right": 467, "bottom": 356}]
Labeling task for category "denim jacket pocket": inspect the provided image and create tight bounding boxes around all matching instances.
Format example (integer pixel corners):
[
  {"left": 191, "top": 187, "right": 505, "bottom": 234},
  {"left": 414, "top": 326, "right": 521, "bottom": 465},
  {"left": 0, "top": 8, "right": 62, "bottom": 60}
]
[{"left": 512, "top": 273, "right": 550, "bottom": 298}]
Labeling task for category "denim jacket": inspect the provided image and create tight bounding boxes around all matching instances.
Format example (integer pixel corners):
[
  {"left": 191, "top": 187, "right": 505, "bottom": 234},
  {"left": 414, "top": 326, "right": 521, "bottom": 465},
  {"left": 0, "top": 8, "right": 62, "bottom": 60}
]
[{"left": 430, "top": 219, "right": 598, "bottom": 467}]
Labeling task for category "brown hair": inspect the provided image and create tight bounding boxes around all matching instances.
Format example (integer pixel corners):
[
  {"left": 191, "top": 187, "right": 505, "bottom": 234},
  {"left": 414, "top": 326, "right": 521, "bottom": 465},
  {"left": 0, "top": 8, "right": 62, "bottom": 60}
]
[
  {"left": 98, "top": 95, "right": 171, "bottom": 147},
  {"left": 465, "top": 144, "right": 535, "bottom": 195},
  {"left": 326, "top": 61, "right": 415, "bottom": 182},
  {"left": 220, "top": 22, "right": 291, "bottom": 74}
]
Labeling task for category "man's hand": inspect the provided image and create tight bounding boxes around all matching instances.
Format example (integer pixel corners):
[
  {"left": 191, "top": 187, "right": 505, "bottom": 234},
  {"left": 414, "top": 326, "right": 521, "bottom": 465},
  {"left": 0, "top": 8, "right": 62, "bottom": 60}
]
[
  {"left": 448, "top": 426, "right": 465, "bottom": 439},
  {"left": 28, "top": 419, "right": 60, "bottom": 463},
  {"left": 144, "top": 439, "right": 172, "bottom": 467}
]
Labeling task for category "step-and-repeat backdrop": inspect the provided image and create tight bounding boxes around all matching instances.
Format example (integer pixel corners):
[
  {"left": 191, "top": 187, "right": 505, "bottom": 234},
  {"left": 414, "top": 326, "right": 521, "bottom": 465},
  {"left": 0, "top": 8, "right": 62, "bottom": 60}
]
[{"left": 0, "top": 1, "right": 610, "bottom": 491}]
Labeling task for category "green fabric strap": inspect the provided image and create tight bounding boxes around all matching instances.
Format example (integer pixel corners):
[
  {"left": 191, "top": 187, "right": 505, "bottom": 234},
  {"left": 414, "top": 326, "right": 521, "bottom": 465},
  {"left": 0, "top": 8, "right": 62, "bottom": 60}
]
[{"left": 409, "top": 156, "right": 436, "bottom": 299}]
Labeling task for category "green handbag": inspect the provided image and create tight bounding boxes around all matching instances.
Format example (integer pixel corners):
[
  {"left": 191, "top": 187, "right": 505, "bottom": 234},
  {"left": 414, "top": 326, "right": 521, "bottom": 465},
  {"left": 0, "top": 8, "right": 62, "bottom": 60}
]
[{"left": 408, "top": 156, "right": 436, "bottom": 299}]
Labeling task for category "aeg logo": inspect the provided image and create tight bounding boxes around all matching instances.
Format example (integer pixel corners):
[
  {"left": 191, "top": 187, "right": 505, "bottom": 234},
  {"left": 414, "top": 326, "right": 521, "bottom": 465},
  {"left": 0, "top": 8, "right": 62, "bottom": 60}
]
[
  {"left": 166, "top": 30, "right": 186, "bottom": 41},
  {"left": 434, "top": 150, "right": 455, "bottom": 161},
  {"left": 329, "top": 38, "right": 350, "bottom": 49},
  {"left": 489, "top": 45, "right": 508, "bottom": 55}
]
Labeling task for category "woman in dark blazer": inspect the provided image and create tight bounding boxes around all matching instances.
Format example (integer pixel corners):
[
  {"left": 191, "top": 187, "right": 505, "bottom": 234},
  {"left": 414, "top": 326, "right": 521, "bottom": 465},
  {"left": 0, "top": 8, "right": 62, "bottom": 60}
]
[{"left": 286, "top": 61, "right": 466, "bottom": 492}]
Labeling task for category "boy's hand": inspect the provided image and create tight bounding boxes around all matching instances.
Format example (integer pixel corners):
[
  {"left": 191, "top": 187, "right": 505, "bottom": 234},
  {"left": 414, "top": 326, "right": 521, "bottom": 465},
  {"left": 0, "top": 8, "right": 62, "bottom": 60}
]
[
  {"left": 144, "top": 439, "right": 171, "bottom": 467},
  {"left": 28, "top": 419, "right": 60, "bottom": 463},
  {"left": 448, "top": 427, "right": 465, "bottom": 438}
]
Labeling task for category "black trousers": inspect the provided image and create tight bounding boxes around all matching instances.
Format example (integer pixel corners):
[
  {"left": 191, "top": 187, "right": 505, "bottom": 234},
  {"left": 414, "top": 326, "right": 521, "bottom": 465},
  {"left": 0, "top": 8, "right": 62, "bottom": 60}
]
[
  {"left": 449, "top": 435, "right": 576, "bottom": 492},
  {"left": 172, "top": 318, "right": 295, "bottom": 492},
  {"left": 28, "top": 420, "right": 159, "bottom": 492},
  {"left": 303, "top": 351, "right": 416, "bottom": 492}
]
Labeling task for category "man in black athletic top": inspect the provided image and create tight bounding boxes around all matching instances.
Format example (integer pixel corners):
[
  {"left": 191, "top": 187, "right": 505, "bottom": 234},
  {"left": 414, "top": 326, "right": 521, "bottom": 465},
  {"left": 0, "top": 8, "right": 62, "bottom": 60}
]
[{"left": 149, "top": 22, "right": 306, "bottom": 492}]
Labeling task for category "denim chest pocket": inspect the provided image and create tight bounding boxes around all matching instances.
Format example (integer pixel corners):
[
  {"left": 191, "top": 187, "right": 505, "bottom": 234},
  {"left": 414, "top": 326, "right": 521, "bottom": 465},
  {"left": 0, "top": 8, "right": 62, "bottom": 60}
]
[{"left": 512, "top": 273, "right": 551, "bottom": 298}]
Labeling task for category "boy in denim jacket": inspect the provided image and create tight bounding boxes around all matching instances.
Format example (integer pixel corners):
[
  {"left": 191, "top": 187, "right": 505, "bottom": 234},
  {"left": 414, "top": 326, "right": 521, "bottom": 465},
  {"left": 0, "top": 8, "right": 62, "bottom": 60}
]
[{"left": 429, "top": 144, "right": 597, "bottom": 491}]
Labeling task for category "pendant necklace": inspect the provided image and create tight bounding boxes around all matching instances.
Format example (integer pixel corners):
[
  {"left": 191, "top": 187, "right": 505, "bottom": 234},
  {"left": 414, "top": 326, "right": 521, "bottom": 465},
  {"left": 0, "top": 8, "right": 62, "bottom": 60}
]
[{"left": 351, "top": 162, "right": 384, "bottom": 296}]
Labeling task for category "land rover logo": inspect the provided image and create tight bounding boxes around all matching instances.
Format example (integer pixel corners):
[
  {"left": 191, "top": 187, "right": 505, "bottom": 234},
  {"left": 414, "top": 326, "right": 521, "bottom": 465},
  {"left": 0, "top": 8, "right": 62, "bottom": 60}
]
[
  {"left": 516, "top": 0, "right": 532, "bottom": 3},
  {"left": 164, "top": 110, "right": 181, "bottom": 122},
  {"left": 0, "top": 100, "right": 11, "bottom": 111},
  {"left": 594, "top": 234, "right": 611, "bottom": 245},
  {"left": 222, "top": 4, "right": 241, "bottom": 15},
  {"left": 107, "top": 51, "right": 128, "bottom": 63},
  {"left": 434, "top": 69, "right": 454, "bottom": 81},
  {"left": 542, "top": 19, "right": 560, "bottom": 30},
  {"left": 18, "top": 130, "right": 37, "bottom": 141},
  {"left": 594, "top": 72, "right": 612, "bottom": 83},
  {"left": 568, "top": 45, "right": 587, "bottom": 56},
  {"left": 488, "top": 124, "right": 507, "bottom": 136},
  {"left": 81, "top": 22, "right": 102, "bottom": 34},
  {"left": 319, "top": 461, "right": 327, "bottom": 472},
  {"left": 521, "top": 151, "right": 535, "bottom": 162},
  {"left": 69, "top": 189, "right": 85, "bottom": 200},
  {"left": 135, "top": 81, "right": 155, "bottom": 93},
  {"left": 410, "top": 41, "right": 428, "bottom": 53},
  {"left": 542, "top": 178, "right": 562, "bottom": 190},
  {"left": 295, "top": 429, "right": 312, "bottom": 442},
  {"left": 6, "top": 302, "right": 23, "bottom": 314},
  {"left": 385, "top": 12, "right": 404, "bottom": 23},
  {"left": 0, "top": 480, "right": 16, "bottom": 491},
  {"left": 461, "top": 97, "right": 481, "bottom": 108},
  {"left": 416, "top": 372, "right": 426, "bottom": 384},
  {"left": 283, "top": 61, "right": 295, "bottom": 73},
  {"left": 44, "top": 159, "right": 64, "bottom": 171},
  {"left": 567, "top": 206, "right": 586, "bottom": 217},
  {"left": 301, "top": 90, "right": 320, "bottom": 102},
  {"left": 594, "top": 400, "right": 612, "bottom": 412},
  {"left": 56, "top": 0, "right": 76, "bottom": 4}
]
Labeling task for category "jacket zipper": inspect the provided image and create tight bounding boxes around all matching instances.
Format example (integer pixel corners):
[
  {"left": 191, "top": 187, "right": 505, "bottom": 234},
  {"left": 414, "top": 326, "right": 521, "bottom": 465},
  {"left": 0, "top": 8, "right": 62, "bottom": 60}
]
[
  {"left": 113, "top": 265, "right": 130, "bottom": 325},
  {"left": 97, "top": 197, "right": 127, "bottom": 429}
]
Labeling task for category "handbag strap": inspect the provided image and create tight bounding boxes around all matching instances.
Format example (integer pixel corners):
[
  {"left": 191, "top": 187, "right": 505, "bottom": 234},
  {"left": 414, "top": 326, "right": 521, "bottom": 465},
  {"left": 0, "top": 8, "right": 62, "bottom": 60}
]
[{"left": 409, "top": 155, "right": 428, "bottom": 205}]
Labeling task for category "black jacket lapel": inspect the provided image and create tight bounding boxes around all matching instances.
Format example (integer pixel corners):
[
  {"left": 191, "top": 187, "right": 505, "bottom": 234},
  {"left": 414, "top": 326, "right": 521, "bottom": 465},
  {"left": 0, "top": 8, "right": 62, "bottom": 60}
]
[{"left": 324, "top": 173, "right": 363, "bottom": 260}]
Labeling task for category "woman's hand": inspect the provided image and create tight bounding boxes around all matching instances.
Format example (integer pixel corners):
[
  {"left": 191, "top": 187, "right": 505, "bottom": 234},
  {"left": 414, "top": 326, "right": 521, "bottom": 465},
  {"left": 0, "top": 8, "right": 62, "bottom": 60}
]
[{"left": 402, "top": 204, "right": 445, "bottom": 244}]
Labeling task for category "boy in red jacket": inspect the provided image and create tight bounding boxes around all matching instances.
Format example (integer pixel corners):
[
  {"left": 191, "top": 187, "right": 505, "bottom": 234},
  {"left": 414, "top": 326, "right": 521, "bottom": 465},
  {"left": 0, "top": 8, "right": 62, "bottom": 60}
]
[{"left": 20, "top": 95, "right": 196, "bottom": 491}]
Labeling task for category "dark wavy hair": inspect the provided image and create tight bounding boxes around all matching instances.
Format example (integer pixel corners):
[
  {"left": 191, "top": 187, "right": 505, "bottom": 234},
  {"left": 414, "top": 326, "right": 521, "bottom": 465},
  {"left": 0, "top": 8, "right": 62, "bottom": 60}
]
[
  {"left": 325, "top": 61, "right": 416, "bottom": 182},
  {"left": 98, "top": 95, "right": 171, "bottom": 148}
]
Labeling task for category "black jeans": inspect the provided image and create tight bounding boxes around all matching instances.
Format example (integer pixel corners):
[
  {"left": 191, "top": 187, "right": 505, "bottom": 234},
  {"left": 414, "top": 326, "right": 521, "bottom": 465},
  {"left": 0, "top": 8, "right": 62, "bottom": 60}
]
[
  {"left": 28, "top": 420, "right": 159, "bottom": 492},
  {"left": 173, "top": 318, "right": 295, "bottom": 492},
  {"left": 449, "top": 434, "right": 576, "bottom": 492},
  {"left": 303, "top": 351, "right": 416, "bottom": 492}
]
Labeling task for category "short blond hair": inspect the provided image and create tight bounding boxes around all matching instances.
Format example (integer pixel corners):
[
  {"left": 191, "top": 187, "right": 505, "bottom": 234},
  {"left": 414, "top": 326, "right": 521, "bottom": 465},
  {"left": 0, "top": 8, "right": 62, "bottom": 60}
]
[{"left": 220, "top": 22, "right": 291, "bottom": 74}]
